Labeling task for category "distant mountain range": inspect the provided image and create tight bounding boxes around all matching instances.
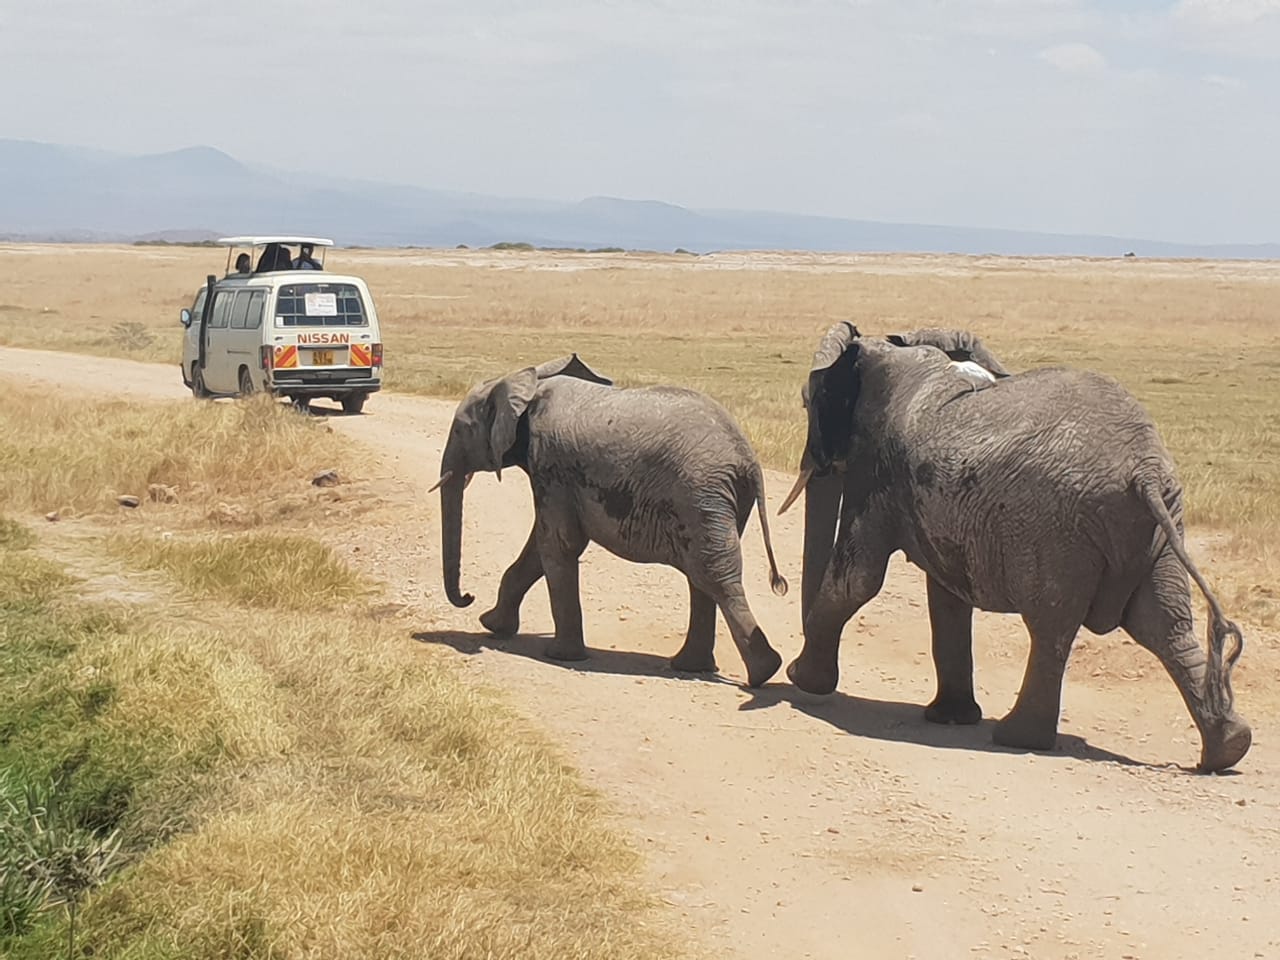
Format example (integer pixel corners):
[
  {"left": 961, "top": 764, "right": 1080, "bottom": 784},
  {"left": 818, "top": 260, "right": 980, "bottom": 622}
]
[{"left": 2, "top": 138, "right": 1277, "bottom": 259}]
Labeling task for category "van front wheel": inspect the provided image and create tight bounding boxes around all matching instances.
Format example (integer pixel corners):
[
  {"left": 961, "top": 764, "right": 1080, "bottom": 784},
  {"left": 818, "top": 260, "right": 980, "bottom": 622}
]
[
  {"left": 191, "top": 366, "right": 209, "bottom": 399},
  {"left": 341, "top": 393, "right": 366, "bottom": 415},
  {"left": 238, "top": 367, "right": 255, "bottom": 396}
]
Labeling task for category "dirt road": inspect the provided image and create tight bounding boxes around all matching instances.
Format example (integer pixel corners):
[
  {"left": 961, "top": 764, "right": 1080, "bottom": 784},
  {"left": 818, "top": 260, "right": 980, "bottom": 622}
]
[{"left": 3, "top": 346, "right": 1277, "bottom": 959}]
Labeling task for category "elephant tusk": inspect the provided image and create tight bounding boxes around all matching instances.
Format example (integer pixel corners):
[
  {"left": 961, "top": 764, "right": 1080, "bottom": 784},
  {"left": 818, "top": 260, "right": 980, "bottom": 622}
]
[
  {"left": 777, "top": 466, "right": 814, "bottom": 516},
  {"left": 427, "top": 470, "right": 454, "bottom": 493}
]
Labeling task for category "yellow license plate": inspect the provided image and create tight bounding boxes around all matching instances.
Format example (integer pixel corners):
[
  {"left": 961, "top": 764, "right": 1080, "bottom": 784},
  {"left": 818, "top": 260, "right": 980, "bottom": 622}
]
[{"left": 310, "top": 350, "right": 334, "bottom": 366}]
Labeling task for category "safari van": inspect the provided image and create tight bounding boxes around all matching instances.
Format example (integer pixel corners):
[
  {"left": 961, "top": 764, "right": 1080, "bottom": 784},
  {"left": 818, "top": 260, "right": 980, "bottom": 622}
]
[{"left": 179, "top": 236, "right": 383, "bottom": 413}]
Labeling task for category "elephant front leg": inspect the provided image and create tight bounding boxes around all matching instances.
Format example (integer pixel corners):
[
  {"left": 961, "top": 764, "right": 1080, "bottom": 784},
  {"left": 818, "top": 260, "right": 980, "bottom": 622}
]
[
  {"left": 537, "top": 523, "right": 589, "bottom": 662},
  {"left": 479, "top": 526, "right": 544, "bottom": 638},
  {"left": 923, "top": 575, "right": 982, "bottom": 725},
  {"left": 993, "top": 611, "right": 1082, "bottom": 751},
  {"left": 670, "top": 579, "right": 718, "bottom": 674},
  {"left": 788, "top": 545, "right": 890, "bottom": 696}
]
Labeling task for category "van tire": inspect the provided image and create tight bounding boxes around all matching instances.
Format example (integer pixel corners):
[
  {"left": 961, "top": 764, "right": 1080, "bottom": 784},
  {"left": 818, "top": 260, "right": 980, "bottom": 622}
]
[
  {"left": 191, "top": 365, "right": 209, "bottom": 399},
  {"left": 238, "top": 367, "right": 255, "bottom": 396},
  {"left": 341, "top": 393, "right": 366, "bottom": 415}
]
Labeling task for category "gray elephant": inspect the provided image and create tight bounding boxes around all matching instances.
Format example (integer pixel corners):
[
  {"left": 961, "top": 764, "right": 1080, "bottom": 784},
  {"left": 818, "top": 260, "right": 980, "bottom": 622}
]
[
  {"left": 435, "top": 354, "right": 788, "bottom": 687},
  {"left": 780, "top": 322, "right": 1251, "bottom": 772}
]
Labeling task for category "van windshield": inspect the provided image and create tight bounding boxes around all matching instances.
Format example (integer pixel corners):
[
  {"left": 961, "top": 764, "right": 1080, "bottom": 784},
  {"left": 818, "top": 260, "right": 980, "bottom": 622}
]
[{"left": 274, "top": 282, "right": 367, "bottom": 327}]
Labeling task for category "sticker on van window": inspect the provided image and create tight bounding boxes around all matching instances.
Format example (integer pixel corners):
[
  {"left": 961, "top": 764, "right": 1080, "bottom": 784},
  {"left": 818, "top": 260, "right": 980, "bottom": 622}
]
[{"left": 304, "top": 293, "right": 338, "bottom": 316}]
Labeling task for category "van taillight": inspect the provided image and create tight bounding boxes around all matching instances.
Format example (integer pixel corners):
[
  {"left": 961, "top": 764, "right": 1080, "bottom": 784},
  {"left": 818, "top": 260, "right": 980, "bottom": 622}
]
[
  {"left": 371, "top": 343, "right": 383, "bottom": 367},
  {"left": 260, "top": 345, "right": 274, "bottom": 370}
]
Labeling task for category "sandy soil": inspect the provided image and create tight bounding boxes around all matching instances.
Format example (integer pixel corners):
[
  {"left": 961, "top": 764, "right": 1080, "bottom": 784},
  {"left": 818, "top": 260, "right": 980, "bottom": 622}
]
[{"left": 3, "top": 345, "right": 1277, "bottom": 960}]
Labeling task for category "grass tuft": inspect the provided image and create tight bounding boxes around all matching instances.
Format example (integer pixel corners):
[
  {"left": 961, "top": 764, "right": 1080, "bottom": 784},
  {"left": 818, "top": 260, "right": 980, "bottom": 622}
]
[
  {"left": 0, "top": 389, "right": 345, "bottom": 518},
  {"left": 118, "top": 533, "right": 371, "bottom": 610}
]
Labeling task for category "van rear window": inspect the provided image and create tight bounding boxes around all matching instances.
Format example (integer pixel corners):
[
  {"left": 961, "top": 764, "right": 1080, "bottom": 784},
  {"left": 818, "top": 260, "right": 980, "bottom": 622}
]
[{"left": 274, "top": 283, "right": 367, "bottom": 326}]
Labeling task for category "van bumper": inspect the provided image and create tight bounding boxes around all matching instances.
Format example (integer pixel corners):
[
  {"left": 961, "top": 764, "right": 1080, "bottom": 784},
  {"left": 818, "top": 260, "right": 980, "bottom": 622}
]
[{"left": 269, "top": 374, "right": 382, "bottom": 397}]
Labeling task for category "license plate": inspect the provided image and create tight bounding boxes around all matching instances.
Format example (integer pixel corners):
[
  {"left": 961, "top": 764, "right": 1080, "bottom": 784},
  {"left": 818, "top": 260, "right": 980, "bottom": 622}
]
[{"left": 309, "top": 349, "right": 335, "bottom": 366}]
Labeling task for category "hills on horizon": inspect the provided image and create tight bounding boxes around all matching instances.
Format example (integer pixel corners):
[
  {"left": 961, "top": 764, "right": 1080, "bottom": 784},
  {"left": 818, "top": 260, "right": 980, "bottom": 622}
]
[{"left": 2, "top": 138, "right": 1277, "bottom": 260}]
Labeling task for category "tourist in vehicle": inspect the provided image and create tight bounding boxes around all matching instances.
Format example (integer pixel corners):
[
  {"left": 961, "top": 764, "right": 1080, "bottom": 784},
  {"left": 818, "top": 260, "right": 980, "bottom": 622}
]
[
  {"left": 292, "top": 243, "right": 322, "bottom": 270},
  {"left": 234, "top": 253, "right": 251, "bottom": 274},
  {"left": 256, "top": 243, "right": 292, "bottom": 272}
]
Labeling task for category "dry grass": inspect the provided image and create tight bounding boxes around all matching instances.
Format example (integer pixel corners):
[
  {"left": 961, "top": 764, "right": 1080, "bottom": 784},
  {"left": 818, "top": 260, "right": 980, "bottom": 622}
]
[
  {"left": 70, "top": 614, "right": 678, "bottom": 960},
  {"left": 0, "top": 386, "right": 346, "bottom": 518},
  {"left": 0, "top": 382, "right": 684, "bottom": 958},
  {"left": 3, "top": 243, "right": 1277, "bottom": 621},
  {"left": 117, "top": 533, "right": 373, "bottom": 610},
  {"left": 4, "top": 562, "right": 681, "bottom": 959}
]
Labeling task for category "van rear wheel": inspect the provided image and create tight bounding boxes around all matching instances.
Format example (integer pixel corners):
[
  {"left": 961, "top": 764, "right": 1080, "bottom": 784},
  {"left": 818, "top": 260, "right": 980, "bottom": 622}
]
[
  {"left": 238, "top": 367, "right": 255, "bottom": 396},
  {"left": 341, "top": 393, "right": 366, "bottom": 415}
]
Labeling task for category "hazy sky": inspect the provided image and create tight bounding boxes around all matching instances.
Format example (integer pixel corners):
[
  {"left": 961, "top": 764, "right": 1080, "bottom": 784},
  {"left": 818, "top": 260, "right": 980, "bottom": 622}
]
[{"left": 2, "top": 0, "right": 1278, "bottom": 243}]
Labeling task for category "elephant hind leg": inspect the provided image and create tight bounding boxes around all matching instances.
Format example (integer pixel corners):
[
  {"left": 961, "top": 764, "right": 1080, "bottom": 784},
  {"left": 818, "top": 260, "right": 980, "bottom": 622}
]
[
  {"left": 993, "top": 609, "right": 1084, "bottom": 752},
  {"left": 670, "top": 579, "right": 719, "bottom": 674},
  {"left": 1121, "top": 550, "right": 1251, "bottom": 772},
  {"left": 923, "top": 575, "right": 982, "bottom": 725},
  {"left": 691, "top": 574, "right": 780, "bottom": 689}
]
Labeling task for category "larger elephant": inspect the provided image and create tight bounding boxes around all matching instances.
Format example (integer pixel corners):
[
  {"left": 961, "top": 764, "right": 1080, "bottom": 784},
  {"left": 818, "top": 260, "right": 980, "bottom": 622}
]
[
  {"left": 436, "top": 354, "right": 788, "bottom": 687},
  {"left": 781, "top": 323, "right": 1251, "bottom": 772}
]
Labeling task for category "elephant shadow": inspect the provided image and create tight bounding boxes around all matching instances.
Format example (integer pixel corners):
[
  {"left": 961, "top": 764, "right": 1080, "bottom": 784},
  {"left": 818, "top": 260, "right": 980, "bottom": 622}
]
[
  {"left": 735, "top": 685, "right": 1184, "bottom": 771},
  {"left": 411, "top": 629, "right": 738, "bottom": 685},
  {"left": 411, "top": 629, "right": 1184, "bottom": 772}
]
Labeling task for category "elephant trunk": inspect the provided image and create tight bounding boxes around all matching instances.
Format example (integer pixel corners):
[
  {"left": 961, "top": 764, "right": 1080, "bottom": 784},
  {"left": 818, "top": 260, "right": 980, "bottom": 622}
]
[
  {"left": 801, "top": 469, "right": 844, "bottom": 620},
  {"left": 440, "top": 470, "right": 474, "bottom": 608}
]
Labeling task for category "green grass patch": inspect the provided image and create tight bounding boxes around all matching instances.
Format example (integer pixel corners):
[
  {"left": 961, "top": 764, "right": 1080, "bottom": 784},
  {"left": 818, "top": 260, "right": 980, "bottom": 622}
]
[{"left": 0, "top": 529, "right": 230, "bottom": 950}]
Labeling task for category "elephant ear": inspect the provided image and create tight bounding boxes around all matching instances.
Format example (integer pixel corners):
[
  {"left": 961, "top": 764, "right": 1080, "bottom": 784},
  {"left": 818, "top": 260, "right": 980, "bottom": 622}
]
[
  {"left": 886, "top": 328, "right": 1011, "bottom": 378},
  {"left": 534, "top": 353, "right": 613, "bottom": 385},
  {"left": 486, "top": 367, "right": 539, "bottom": 478},
  {"left": 806, "top": 321, "right": 862, "bottom": 471}
]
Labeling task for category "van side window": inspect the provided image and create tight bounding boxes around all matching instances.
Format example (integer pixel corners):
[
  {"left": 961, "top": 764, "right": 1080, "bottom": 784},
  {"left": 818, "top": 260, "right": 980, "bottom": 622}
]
[
  {"left": 209, "top": 290, "right": 234, "bottom": 328},
  {"left": 246, "top": 290, "right": 265, "bottom": 330},
  {"left": 191, "top": 288, "right": 207, "bottom": 321},
  {"left": 229, "top": 291, "right": 253, "bottom": 329}
]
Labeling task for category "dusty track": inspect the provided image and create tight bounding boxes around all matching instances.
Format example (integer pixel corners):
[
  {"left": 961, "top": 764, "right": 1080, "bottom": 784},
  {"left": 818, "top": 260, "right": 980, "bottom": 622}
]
[{"left": 3, "top": 346, "right": 1277, "bottom": 959}]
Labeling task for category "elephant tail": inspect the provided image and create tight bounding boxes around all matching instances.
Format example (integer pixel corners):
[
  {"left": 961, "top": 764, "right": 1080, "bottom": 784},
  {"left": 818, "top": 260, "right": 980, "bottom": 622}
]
[
  {"left": 1136, "top": 476, "right": 1243, "bottom": 718},
  {"left": 754, "top": 467, "right": 789, "bottom": 597}
]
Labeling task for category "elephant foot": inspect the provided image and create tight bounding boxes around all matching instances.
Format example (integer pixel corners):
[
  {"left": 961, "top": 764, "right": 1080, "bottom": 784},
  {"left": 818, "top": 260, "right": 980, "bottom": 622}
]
[
  {"left": 785, "top": 655, "right": 837, "bottom": 696},
  {"left": 992, "top": 711, "right": 1058, "bottom": 752},
  {"left": 544, "top": 637, "right": 589, "bottom": 662},
  {"left": 670, "top": 649, "right": 718, "bottom": 674},
  {"left": 479, "top": 606, "right": 519, "bottom": 638},
  {"left": 743, "top": 642, "right": 783, "bottom": 689},
  {"left": 924, "top": 693, "right": 982, "bottom": 726},
  {"left": 1198, "top": 713, "right": 1252, "bottom": 773}
]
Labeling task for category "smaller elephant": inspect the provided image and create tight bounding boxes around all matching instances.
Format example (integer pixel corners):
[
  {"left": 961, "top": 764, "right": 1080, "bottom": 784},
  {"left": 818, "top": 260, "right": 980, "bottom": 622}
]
[{"left": 435, "top": 355, "right": 789, "bottom": 687}]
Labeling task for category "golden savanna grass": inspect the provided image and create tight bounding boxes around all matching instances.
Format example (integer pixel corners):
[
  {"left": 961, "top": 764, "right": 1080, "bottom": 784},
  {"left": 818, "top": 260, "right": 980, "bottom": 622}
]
[
  {"left": 0, "top": 384, "right": 348, "bottom": 518},
  {"left": 2, "top": 242, "right": 1276, "bottom": 620},
  {"left": 0, "top": 388, "right": 682, "bottom": 959}
]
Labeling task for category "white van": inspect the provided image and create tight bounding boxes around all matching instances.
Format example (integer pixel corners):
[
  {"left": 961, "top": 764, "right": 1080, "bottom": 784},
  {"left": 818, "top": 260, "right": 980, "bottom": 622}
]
[{"left": 179, "top": 236, "right": 383, "bottom": 413}]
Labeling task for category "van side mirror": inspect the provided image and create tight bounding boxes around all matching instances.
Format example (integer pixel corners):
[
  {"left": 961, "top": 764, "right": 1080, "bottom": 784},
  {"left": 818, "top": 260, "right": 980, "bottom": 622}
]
[{"left": 180, "top": 308, "right": 192, "bottom": 327}]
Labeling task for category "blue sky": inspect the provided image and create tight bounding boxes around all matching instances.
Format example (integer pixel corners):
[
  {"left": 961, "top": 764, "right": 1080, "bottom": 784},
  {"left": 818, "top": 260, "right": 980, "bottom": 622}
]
[{"left": 2, "top": 0, "right": 1277, "bottom": 243}]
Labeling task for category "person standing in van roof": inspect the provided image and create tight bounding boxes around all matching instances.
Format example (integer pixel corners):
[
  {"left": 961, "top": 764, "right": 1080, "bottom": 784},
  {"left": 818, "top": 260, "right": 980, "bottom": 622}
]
[{"left": 292, "top": 243, "right": 322, "bottom": 270}]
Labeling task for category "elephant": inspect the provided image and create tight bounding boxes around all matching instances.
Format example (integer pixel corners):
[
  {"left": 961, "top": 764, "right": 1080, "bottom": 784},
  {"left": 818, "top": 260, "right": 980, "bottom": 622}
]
[
  {"left": 780, "top": 322, "right": 1251, "bottom": 772},
  {"left": 435, "top": 354, "right": 789, "bottom": 688}
]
